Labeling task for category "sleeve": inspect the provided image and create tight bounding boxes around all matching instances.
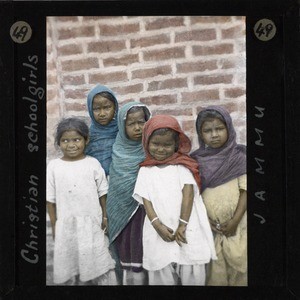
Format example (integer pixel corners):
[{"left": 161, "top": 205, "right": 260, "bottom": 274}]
[
  {"left": 238, "top": 174, "right": 247, "bottom": 191},
  {"left": 132, "top": 167, "right": 151, "bottom": 205},
  {"left": 46, "top": 160, "right": 56, "bottom": 203},
  {"left": 94, "top": 159, "right": 109, "bottom": 197},
  {"left": 178, "top": 165, "right": 200, "bottom": 193}
]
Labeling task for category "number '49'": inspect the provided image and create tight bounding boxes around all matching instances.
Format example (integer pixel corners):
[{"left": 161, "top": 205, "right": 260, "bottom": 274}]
[{"left": 255, "top": 22, "right": 273, "bottom": 38}]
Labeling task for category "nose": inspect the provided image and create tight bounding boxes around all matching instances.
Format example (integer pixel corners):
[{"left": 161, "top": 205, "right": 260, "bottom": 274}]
[
  {"left": 98, "top": 109, "right": 105, "bottom": 117},
  {"left": 67, "top": 141, "right": 76, "bottom": 148},
  {"left": 134, "top": 123, "right": 141, "bottom": 131},
  {"left": 211, "top": 129, "right": 219, "bottom": 137}
]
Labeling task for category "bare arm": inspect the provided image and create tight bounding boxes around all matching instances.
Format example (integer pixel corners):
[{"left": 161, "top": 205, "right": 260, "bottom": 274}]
[
  {"left": 47, "top": 201, "right": 56, "bottom": 240},
  {"left": 221, "top": 189, "right": 247, "bottom": 237},
  {"left": 99, "top": 194, "right": 108, "bottom": 232},
  {"left": 175, "top": 184, "right": 194, "bottom": 246},
  {"left": 143, "top": 197, "right": 175, "bottom": 242}
]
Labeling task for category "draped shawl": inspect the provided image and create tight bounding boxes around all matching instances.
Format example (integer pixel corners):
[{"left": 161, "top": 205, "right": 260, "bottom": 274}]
[
  {"left": 191, "top": 106, "right": 246, "bottom": 193},
  {"left": 85, "top": 84, "right": 119, "bottom": 176},
  {"left": 106, "top": 101, "right": 151, "bottom": 243},
  {"left": 140, "top": 115, "right": 201, "bottom": 191}
]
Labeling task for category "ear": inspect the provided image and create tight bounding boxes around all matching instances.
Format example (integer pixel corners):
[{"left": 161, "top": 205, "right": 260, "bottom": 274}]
[{"left": 86, "top": 136, "right": 90, "bottom": 145}]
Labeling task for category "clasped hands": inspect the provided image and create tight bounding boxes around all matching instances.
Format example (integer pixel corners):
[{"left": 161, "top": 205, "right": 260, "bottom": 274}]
[{"left": 152, "top": 220, "right": 187, "bottom": 246}]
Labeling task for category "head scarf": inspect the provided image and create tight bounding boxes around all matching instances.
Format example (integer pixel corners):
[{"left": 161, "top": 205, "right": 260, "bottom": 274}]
[
  {"left": 191, "top": 106, "right": 246, "bottom": 192},
  {"left": 140, "top": 115, "right": 201, "bottom": 190},
  {"left": 106, "top": 101, "right": 151, "bottom": 243},
  {"left": 85, "top": 84, "right": 119, "bottom": 175}
]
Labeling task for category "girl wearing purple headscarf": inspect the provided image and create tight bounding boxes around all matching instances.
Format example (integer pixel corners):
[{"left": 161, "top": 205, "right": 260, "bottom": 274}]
[{"left": 191, "top": 106, "right": 247, "bottom": 286}]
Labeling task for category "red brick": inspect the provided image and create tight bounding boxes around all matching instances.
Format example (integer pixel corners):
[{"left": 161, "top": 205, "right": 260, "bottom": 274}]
[
  {"left": 181, "top": 90, "right": 220, "bottom": 103},
  {"left": 193, "top": 44, "right": 234, "bottom": 56},
  {"left": 139, "top": 94, "right": 178, "bottom": 106},
  {"left": 58, "top": 26, "right": 95, "bottom": 40},
  {"left": 47, "top": 60, "right": 56, "bottom": 71},
  {"left": 47, "top": 44, "right": 53, "bottom": 55},
  {"left": 57, "top": 44, "right": 83, "bottom": 56},
  {"left": 177, "top": 60, "right": 218, "bottom": 73},
  {"left": 222, "top": 102, "right": 239, "bottom": 113},
  {"left": 89, "top": 71, "right": 127, "bottom": 84},
  {"left": 55, "top": 16, "right": 79, "bottom": 23},
  {"left": 132, "top": 65, "right": 172, "bottom": 79},
  {"left": 65, "top": 102, "right": 87, "bottom": 111},
  {"left": 145, "top": 17, "right": 184, "bottom": 30},
  {"left": 148, "top": 78, "right": 187, "bottom": 91},
  {"left": 144, "top": 47, "right": 185, "bottom": 62},
  {"left": 155, "top": 108, "right": 193, "bottom": 116},
  {"left": 47, "top": 88, "right": 57, "bottom": 102},
  {"left": 175, "top": 29, "right": 216, "bottom": 43},
  {"left": 84, "top": 16, "right": 117, "bottom": 21},
  {"left": 190, "top": 16, "right": 232, "bottom": 25},
  {"left": 62, "top": 74, "right": 85, "bottom": 85},
  {"left": 194, "top": 74, "right": 233, "bottom": 85},
  {"left": 225, "top": 88, "right": 245, "bottom": 98},
  {"left": 99, "top": 23, "right": 140, "bottom": 36},
  {"left": 222, "top": 25, "right": 245, "bottom": 39},
  {"left": 113, "top": 84, "right": 143, "bottom": 95},
  {"left": 219, "top": 59, "right": 236, "bottom": 69},
  {"left": 103, "top": 54, "right": 139, "bottom": 67},
  {"left": 47, "top": 74, "right": 57, "bottom": 85},
  {"left": 87, "top": 40, "right": 126, "bottom": 53},
  {"left": 131, "top": 34, "right": 170, "bottom": 48},
  {"left": 64, "top": 89, "right": 90, "bottom": 99},
  {"left": 61, "top": 57, "right": 99, "bottom": 72},
  {"left": 47, "top": 102, "right": 60, "bottom": 115},
  {"left": 182, "top": 120, "right": 195, "bottom": 132}
]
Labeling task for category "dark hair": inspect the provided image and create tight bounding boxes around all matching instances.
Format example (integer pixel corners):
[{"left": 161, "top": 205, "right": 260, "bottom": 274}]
[
  {"left": 55, "top": 117, "right": 89, "bottom": 146},
  {"left": 150, "top": 128, "right": 180, "bottom": 152},
  {"left": 196, "top": 110, "right": 226, "bottom": 134},
  {"left": 94, "top": 91, "right": 116, "bottom": 104},
  {"left": 127, "top": 105, "right": 151, "bottom": 121}
]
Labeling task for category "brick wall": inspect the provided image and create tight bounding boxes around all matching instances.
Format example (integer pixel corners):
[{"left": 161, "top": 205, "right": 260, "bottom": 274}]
[{"left": 47, "top": 16, "right": 246, "bottom": 160}]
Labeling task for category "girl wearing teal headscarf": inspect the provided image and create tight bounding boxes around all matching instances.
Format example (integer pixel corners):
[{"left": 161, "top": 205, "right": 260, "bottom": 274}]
[
  {"left": 85, "top": 84, "right": 119, "bottom": 176},
  {"left": 107, "top": 101, "right": 151, "bottom": 285}
]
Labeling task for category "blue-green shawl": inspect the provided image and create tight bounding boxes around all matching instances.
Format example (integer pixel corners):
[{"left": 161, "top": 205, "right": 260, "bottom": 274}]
[
  {"left": 85, "top": 84, "right": 119, "bottom": 176},
  {"left": 106, "top": 101, "right": 151, "bottom": 243}
]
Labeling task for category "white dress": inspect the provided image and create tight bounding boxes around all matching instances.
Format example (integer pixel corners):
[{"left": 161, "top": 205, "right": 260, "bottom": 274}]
[
  {"left": 47, "top": 156, "right": 115, "bottom": 284},
  {"left": 133, "top": 165, "right": 216, "bottom": 271}
]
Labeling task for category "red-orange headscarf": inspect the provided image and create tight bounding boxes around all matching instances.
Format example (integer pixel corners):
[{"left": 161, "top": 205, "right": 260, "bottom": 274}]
[{"left": 140, "top": 115, "right": 201, "bottom": 191}]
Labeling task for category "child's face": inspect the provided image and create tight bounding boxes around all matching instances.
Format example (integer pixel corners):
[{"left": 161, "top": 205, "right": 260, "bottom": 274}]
[
  {"left": 125, "top": 110, "right": 146, "bottom": 141},
  {"left": 59, "top": 130, "right": 88, "bottom": 161},
  {"left": 200, "top": 118, "right": 228, "bottom": 148},
  {"left": 92, "top": 95, "right": 115, "bottom": 126},
  {"left": 148, "top": 131, "right": 176, "bottom": 161}
]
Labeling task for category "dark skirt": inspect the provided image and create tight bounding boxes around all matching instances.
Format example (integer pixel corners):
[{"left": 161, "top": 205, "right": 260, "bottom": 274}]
[{"left": 115, "top": 206, "right": 145, "bottom": 272}]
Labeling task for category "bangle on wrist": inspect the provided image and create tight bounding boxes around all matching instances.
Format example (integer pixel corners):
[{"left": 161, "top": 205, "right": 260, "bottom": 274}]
[
  {"left": 150, "top": 217, "right": 159, "bottom": 224},
  {"left": 179, "top": 218, "right": 188, "bottom": 225},
  {"left": 103, "top": 217, "right": 108, "bottom": 220}
]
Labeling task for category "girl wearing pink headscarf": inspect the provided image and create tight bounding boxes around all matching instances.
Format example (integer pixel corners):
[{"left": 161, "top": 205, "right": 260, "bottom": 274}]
[
  {"left": 191, "top": 106, "right": 247, "bottom": 286},
  {"left": 133, "top": 115, "right": 216, "bottom": 286}
]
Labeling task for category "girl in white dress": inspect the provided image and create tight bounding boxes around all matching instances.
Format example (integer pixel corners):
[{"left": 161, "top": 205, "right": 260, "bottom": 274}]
[
  {"left": 133, "top": 115, "right": 216, "bottom": 285},
  {"left": 47, "top": 117, "right": 116, "bottom": 285}
]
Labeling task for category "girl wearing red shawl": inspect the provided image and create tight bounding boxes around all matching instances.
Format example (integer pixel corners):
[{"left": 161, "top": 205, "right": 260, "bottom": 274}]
[
  {"left": 133, "top": 115, "right": 216, "bottom": 286},
  {"left": 191, "top": 106, "right": 247, "bottom": 286}
]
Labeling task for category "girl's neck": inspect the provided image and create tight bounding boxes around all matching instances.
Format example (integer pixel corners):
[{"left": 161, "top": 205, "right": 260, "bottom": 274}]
[{"left": 60, "top": 154, "right": 86, "bottom": 162}]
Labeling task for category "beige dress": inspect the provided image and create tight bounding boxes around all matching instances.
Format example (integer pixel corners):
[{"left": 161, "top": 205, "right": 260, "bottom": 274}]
[{"left": 201, "top": 174, "right": 247, "bottom": 286}]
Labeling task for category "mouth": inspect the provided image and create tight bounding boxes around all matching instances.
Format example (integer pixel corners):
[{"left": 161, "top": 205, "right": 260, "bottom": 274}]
[{"left": 97, "top": 118, "right": 108, "bottom": 124}]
